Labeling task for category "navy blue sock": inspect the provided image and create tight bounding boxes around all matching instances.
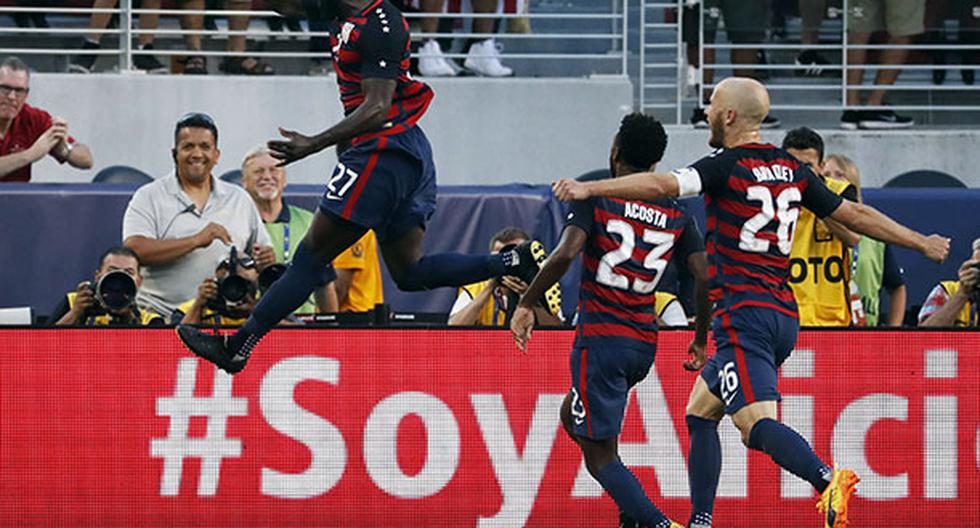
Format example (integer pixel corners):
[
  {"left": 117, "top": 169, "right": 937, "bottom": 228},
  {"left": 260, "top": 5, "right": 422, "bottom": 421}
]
[
  {"left": 595, "top": 459, "right": 669, "bottom": 527},
  {"left": 232, "top": 242, "right": 335, "bottom": 351},
  {"left": 393, "top": 252, "right": 504, "bottom": 291},
  {"left": 686, "top": 415, "right": 721, "bottom": 527},
  {"left": 748, "top": 418, "right": 831, "bottom": 493}
]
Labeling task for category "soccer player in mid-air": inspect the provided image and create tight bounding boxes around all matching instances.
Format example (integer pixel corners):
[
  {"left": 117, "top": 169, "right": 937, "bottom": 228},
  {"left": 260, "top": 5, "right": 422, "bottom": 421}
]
[
  {"left": 177, "top": 0, "right": 532, "bottom": 372},
  {"left": 551, "top": 77, "right": 951, "bottom": 528},
  {"left": 512, "top": 113, "right": 710, "bottom": 528}
]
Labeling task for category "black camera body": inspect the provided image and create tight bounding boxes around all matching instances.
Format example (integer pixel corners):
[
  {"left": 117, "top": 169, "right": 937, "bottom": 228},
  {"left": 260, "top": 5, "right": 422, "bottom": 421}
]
[
  {"left": 207, "top": 246, "right": 258, "bottom": 316},
  {"left": 83, "top": 270, "right": 139, "bottom": 322}
]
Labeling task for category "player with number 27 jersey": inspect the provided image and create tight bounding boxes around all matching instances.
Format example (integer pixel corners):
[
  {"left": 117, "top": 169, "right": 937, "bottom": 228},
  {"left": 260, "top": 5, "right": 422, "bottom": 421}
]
[{"left": 567, "top": 192, "right": 703, "bottom": 351}]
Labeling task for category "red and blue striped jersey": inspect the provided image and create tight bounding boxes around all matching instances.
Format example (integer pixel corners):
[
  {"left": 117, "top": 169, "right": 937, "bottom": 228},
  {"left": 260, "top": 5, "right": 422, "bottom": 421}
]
[
  {"left": 566, "top": 187, "right": 704, "bottom": 350},
  {"left": 331, "top": 0, "right": 434, "bottom": 143},
  {"left": 673, "top": 143, "right": 843, "bottom": 318}
]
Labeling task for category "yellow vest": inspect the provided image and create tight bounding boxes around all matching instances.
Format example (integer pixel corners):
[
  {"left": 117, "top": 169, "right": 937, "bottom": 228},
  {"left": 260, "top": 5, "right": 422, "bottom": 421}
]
[
  {"left": 174, "top": 298, "right": 249, "bottom": 327},
  {"left": 939, "top": 281, "right": 976, "bottom": 327},
  {"left": 655, "top": 291, "right": 678, "bottom": 320},
  {"left": 457, "top": 280, "right": 506, "bottom": 326},
  {"left": 789, "top": 177, "right": 854, "bottom": 326},
  {"left": 333, "top": 231, "right": 384, "bottom": 313},
  {"left": 66, "top": 292, "right": 164, "bottom": 326}
]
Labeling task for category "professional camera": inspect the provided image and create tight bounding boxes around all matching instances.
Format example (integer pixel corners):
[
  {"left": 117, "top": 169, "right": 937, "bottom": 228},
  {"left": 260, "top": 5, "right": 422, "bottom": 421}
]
[
  {"left": 207, "top": 246, "right": 258, "bottom": 315},
  {"left": 258, "top": 263, "right": 287, "bottom": 293},
  {"left": 84, "top": 270, "right": 138, "bottom": 317},
  {"left": 971, "top": 262, "right": 980, "bottom": 305}
]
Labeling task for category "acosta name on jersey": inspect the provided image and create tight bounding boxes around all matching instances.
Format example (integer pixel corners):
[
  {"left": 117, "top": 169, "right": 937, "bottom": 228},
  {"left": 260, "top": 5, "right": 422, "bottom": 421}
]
[{"left": 623, "top": 202, "right": 669, "bottom": 229}]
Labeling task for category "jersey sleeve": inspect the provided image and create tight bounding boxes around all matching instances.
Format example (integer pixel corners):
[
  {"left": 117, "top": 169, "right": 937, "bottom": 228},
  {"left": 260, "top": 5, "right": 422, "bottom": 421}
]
[
  {"left": 840, "top": 184, "right": 859, "bottom": 203},
  {"left": 121, "top": 187, "right": 158, "bottom": 240},
  {"left": 356, "top": 13, "right": 407, "bottom": 80},
  {"left": 801, "top": 166, "right": 844, "bottom": 218},
  {"left": 672, "top": 149, "right": 732, "bottom": 197},
  {"left": 564, "top": 198, "right": 595, "bottom": 235},
  {"left": 672, "top": 213, "right": 706, "bottom": 263},
  {"left": 881, "top": 244, "right": 906, "bottom": 288}
]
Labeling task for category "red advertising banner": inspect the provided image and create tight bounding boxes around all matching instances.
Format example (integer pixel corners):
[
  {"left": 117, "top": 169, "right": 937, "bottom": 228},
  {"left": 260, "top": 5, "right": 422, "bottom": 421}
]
[{"left": 1, "top": 329, "right": 977, "bottom": 527}]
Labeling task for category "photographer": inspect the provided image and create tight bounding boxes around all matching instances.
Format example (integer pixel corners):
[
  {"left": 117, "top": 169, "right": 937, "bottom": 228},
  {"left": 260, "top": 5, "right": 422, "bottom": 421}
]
[
  {"left": 919, "top": 237, "right": 980, "bottom": 327},
  {"left": 172, "top": 247, "right": 261, "bottom": 327},
  {"left": 51, "top": 247, "right": 164, "bottom": 326}
]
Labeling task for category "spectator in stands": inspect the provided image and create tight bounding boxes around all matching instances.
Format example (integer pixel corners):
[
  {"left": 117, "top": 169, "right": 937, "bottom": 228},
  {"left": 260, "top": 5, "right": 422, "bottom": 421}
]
[
  {"left": 823, "top": 153, "right": 907, "bottom": 326},
  {"left": 683, "top": 0, "right": 780, "bottom": 128},
  {"left": 69, "top": 0, "right": 168, "bottom": 74},
  {"left": 51, "top": 247, "right": 165, "bottom": 326},
  {"left": 843, "top": 0, "right": 923, "bottom": 129},
  {"left": 241, "top": 145, "right": 335, "bottom": 314},
  {"left": 0, "top": 57, "right": 93, "bottom": 182},
  {"left": 918, "top": 237, "right": 980, "bottom": 327},
  {"left": 172, "top": 249, "right": 262, "bottom": 326},
  {"left": 122, "top": 112, "right": 273, "bottom": 319},
  {"left": 926, "top": 0, "right": 977, "bottom": 86},
  {"left": 783, "top": 127, "right": 861, "bottom": 326},
  {"left": 417, "top": 0, "right": 514, "bottom": 77},
  {"left": 795, "top": 0, "right": 833, "bottom": 75},
  {"left": 219, "top": 0, "right": 276, "bottom": 75},
  {"left": 449, "top": 227, "right": 561, "bottom": 326}
]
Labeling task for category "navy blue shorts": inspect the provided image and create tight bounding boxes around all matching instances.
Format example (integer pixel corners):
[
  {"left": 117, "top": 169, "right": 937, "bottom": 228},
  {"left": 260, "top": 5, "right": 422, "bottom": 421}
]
[
  {"left": 568, "top": 344, "right": 655, "bottom": 441},
  {"left": 319, "top": 126, "right": 437, "bottom": 243},
  {"left": 700, "top": 307, "right": 799, "bottom": 415}
]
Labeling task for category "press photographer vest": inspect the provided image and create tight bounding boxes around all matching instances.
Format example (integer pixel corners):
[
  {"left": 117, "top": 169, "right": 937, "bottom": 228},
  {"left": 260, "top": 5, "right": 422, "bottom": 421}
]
[
  {"left": 938, "top": 281, "right": 977, "bottom": 327},
  {"left": 789, "top": 177, "right": 854, "bottom": 327},
  {"left": 66, "top": 292, "right": 163, "bottom": 326}
]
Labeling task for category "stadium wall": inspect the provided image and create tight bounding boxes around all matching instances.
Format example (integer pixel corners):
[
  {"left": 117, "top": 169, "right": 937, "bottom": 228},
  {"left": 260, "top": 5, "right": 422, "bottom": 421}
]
[
  {"left": 1, "top": 329, "right": 977, "bottom": 527},
  {"left": 28, "top": 74, "right": 980, "bottom": 187}
]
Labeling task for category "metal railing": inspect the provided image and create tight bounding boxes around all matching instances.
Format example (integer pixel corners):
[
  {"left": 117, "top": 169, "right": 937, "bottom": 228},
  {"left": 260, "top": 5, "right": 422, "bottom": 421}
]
[
  {"left": 0, "top": 1, "right": 630, "bottom": 75},
  {"left": 639, "top": 0, "right": 980, "bottom": 123}
]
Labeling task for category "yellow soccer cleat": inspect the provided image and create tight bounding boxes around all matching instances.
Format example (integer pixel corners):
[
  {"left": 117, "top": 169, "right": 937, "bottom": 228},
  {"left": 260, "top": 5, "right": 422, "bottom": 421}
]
[{"left": 816, "top": 468, "right": 860, "bottom": 528}]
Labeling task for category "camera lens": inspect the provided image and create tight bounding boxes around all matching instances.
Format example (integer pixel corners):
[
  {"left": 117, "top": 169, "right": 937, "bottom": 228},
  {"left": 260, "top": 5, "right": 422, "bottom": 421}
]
[
  {"left": 219, "top": 275, "right": 252, "bottom": 303},
  {"left": 258, "top": 263, "right": 287, "bottom": 292},
  {"left": 96, "top": 271, "right": 137, "bottom": 311}
]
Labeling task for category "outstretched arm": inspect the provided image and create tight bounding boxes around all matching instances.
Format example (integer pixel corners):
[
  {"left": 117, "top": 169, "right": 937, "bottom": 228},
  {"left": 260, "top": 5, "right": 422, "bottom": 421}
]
[
  {"left": 553, "top": 171, "right": 681, "bottom": 202},
  {"left": 828, "top": 201, "right": 950, "bottom": 263},
  {"left": 511, "top": 226, "right": 588, "bottom": 351},
  {"left": 268, "top": 78, "right": 396, "bottom": 166}
]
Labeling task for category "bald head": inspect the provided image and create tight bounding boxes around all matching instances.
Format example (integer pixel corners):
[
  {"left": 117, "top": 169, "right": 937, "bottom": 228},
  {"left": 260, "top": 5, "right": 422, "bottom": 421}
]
[{"left": 713, "top": 77, "right": 770, "bottom": 126}]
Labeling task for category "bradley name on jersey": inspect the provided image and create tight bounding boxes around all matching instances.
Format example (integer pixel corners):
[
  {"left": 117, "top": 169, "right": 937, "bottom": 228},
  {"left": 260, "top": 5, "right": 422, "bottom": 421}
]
[{"left": 750, "top": 163, "right": 795, "bottom": 183}]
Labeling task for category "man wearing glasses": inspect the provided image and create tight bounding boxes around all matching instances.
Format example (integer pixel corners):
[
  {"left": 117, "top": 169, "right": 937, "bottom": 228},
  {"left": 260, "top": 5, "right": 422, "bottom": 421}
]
[
  {"left": 122, "top": 112, "right": 275, "bottom": 320},
  {"left": 0, "top": 56, "right": 93, "bottom": 182}
]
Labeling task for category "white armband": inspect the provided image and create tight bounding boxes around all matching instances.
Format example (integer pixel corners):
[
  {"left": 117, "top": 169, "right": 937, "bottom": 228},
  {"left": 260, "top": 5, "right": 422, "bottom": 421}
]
[{"left": 671, "top": 167, "right": 703, "bottom": 197}]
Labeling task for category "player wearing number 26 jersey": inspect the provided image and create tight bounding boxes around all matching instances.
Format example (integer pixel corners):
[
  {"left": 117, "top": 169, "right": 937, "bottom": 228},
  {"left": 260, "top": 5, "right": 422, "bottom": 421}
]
[{"left": 551, "top": 78, "right": 951, "bottom": 528}]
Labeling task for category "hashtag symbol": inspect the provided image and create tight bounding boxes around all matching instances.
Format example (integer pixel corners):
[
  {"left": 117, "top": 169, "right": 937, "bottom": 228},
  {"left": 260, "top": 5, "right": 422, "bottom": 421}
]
[{"left": 150, "top": 358, "right": 249, "bottom": 496}]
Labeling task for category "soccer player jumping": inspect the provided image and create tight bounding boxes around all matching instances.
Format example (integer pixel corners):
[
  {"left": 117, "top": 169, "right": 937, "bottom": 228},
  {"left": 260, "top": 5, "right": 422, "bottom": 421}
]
[
  {"left": 551, "top": 77, "right": 950, "bottom": 528},
  {"left": 177, "top": 0, "right": 532, "bottom": 372}
]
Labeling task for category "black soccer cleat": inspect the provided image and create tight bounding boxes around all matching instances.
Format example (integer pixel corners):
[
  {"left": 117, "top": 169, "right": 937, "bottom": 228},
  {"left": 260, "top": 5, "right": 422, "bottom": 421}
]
[
  {"left": 176, "top": 324, "right": 249, "bottom": 374},
  {"left": 502, "top": 240, "right": 563, "bottom": 317}
]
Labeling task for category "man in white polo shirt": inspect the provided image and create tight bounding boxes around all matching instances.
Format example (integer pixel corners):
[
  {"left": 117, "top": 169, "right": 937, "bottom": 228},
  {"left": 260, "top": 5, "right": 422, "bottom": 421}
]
[{"left": 122, "top": 112, "right": 273, "bottom": 319}]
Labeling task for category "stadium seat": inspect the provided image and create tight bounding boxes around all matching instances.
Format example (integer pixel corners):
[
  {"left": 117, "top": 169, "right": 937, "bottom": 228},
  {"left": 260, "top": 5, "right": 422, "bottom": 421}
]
[
  {"left": 220, "top": 169, "right": 243, "bottom": 187},
  {"left": 884, "top": 170, "right": 966, "bottom": 188},
  {"left": 91, "top": 165, "right": 154, "bottom": 185}
]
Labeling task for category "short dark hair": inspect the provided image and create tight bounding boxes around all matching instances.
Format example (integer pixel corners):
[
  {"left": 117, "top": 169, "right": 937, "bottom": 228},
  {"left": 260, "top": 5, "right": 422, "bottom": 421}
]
[
  {"left": 489, "top": 227, "right": 530, "bottom": 250},
  {"left": 98, "top": 246, "right": 141, "bottom": 269},
  {"left": 782, "top": 127, "right": 824, "bottom": 162},
  {"left": 616, "top": 112, "right": 668, "bottom": 170},
  {"left": 174, "top": 112, "right": 218, "bottom": 145}
]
